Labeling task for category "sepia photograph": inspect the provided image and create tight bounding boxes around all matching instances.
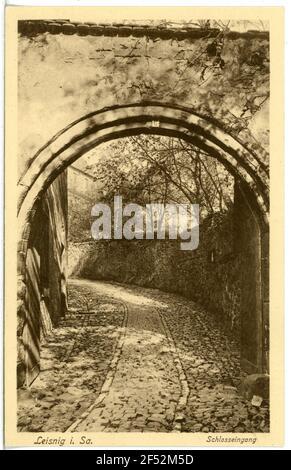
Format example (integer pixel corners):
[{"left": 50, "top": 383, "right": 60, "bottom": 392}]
[{"left": 4, "top": 5, "right": 284, "bottom": 447}]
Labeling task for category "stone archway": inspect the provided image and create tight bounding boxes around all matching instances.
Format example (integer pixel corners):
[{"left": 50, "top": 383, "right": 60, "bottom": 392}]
[{"left": 17, "top": 101, "right": 269, "bottom": 386}]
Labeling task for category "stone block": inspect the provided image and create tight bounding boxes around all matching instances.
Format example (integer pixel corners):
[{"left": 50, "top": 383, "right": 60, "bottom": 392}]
[{"left": 239, "top": 374, "right": 269, "bottom": 401}]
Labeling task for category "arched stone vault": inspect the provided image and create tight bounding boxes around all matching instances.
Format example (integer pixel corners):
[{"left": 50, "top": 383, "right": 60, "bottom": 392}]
[
  {"left": 18, "top": 102, "right": 269, "bottom": 235},
  {"left": 17, "top": 102, "right": 270, "bottom": 384},
  {"left": 17, "top": 20, "right": 270, "bottom": 386}
]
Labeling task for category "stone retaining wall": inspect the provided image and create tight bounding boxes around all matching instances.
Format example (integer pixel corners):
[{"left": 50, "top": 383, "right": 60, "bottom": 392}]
[
  {"left": 18, "top": 172, "right": 68, "bottom": 387},
  {"left": 68, "top": 209, "right": 242, "bottom": 335}
]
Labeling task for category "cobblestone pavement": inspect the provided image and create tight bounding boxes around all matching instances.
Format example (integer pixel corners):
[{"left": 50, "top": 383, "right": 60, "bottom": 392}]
[
  {"left": 18, "top": 279, "right": 269, "bottom": 433},
  {"left": 17, "top": 280, "right": 125, "bottom": 432}
]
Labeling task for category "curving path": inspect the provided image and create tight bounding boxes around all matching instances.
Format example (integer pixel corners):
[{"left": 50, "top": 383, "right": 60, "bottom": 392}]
[
  {"left": 67, "top": 279, "right": 187, "bottom": 432},
  {"left": 18, "top": 279, "right": 270, "bottom": 433}
]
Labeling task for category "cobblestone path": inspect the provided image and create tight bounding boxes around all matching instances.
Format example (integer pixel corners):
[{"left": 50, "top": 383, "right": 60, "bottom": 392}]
[
  {"left": 71, "top": 300, "right": 182, "bottom": 432},
  {"left": 18, "top": 279, "right": 269, "bottom": 433}
]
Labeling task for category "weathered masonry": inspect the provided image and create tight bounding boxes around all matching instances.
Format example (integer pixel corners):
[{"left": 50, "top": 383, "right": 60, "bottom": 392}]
[
  {"left": 18, "top": 172, "right": 68, "bottom": 386},
  {"left": 17, "top": 20, "right": 269, "bottom": 386}
]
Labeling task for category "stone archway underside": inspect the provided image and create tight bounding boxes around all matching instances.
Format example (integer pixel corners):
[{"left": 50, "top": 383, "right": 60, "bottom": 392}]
[
  {"left": 18, "top": 102, "right": 269, "bottom": 253},
  {"left": 17, "top": 101, "right": 270, "bottom": 385}
]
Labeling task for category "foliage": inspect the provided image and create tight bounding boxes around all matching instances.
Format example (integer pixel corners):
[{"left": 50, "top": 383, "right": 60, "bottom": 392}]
[{"left": 78, "top": 135, "right": 234, "bottom": 219}]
